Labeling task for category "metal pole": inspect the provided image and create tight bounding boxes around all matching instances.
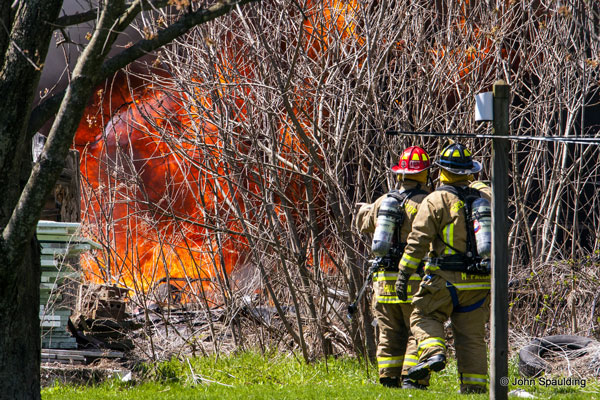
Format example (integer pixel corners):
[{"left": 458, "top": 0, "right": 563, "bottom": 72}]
[{"left": 490, "top": 80, "right": 510, "bottom": 400}]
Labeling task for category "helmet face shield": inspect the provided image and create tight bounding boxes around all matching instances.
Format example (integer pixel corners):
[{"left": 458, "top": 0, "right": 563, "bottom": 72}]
[
  {"left": 391, "top": 146, "right": 431, "bottom": 174},
  {"left": 435, "top": 143, "right": 482, "bottom": 175}
]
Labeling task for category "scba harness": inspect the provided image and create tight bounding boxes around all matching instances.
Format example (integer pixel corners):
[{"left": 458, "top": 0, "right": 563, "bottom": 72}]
[
  {"left": 430, "top": 185, "right": 491, "bottom": 275},
  {"left": 428, "top": 184, "right": 491, "bottom": 313}
]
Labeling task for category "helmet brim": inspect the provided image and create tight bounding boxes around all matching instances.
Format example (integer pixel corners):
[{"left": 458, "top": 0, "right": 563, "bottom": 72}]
[
  {"left": 435, "top": 160, "right": 482, "bottom": 175},
  {"left": 390, "top": 165, "right": 431, "bottom": 174}
]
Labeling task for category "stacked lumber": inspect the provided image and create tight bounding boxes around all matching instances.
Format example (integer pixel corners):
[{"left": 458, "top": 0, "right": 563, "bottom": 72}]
[{"left": 38, "top": 220, "right": 100, "bottom": 350}]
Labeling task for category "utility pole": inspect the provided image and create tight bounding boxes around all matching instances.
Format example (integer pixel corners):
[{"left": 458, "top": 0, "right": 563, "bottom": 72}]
[{"left": 490, "top": 80, "right": 510, "bottom": 400}]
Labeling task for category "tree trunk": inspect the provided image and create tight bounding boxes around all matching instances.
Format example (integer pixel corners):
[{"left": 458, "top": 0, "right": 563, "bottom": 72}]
[{"left": 0, "top": 240, "right": 41, "bottom": 400}]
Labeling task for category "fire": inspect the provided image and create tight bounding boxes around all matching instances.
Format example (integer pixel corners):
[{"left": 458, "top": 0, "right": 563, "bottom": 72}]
[{"left": 76, "top": 76, "right": 248, "bottom": 293}]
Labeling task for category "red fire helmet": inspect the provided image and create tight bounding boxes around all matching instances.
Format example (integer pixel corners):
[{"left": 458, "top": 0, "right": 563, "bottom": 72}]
[{"left": 391, "top": 146, "right": 431, "bottom": 174}]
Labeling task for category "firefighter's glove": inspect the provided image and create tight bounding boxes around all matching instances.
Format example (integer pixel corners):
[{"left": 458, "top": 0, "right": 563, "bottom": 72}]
[{"left": 395, "top": 271, "right": 412, "bottom": 301}]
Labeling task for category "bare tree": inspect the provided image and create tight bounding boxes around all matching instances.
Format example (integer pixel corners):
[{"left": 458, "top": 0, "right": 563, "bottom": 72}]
[{"left": 0, "top": 1, "right": 258, "bottom": 398}]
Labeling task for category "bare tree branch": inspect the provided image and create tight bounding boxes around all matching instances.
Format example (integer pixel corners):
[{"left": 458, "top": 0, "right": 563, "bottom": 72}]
[{"left": 28, "top": 0, "right": 261, "bottom": 138}]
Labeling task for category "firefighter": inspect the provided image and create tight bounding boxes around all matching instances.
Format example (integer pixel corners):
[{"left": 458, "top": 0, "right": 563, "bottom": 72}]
[
  {"left": 395, "top": 142, "right": 492, "bottom": 394},
  {"left": 356, "top": 146, "right": 432, "bottom": 389}
]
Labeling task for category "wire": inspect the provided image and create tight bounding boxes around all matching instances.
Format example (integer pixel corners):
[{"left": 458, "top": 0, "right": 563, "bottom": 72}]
[{"left": 385, "top": 130, "right": 600, "bottom": 145}]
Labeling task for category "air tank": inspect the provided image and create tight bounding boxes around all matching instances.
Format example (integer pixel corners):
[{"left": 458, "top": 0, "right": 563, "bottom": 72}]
[
  {"left": 371, "top": 195, "right": 403, "bottom": 257},
  {"left": 471, "top": 197, "right": 492, "bottom": 258}
]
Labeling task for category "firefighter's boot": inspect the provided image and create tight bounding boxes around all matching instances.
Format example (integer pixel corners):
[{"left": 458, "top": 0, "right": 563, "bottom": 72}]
[
  {"left": 401, "top": 377, "right": 428, "bottom": 390},
  {"left": 461, "top": 385, "right": 487, "bottom": 394},
  {"left": 407, "top": 354, "right": 446, "bottom": 381},
  {"left": 379, "top": 376, "right": 400, "bottom": 388}
]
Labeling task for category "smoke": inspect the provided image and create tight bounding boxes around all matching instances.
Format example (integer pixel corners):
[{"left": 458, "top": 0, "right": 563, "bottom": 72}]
[{"left": 36, "top": 1, "right": 145, "bottom": 133}]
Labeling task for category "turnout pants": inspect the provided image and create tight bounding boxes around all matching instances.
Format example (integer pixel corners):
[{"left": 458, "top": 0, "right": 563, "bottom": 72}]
[
  {"left": 400, "top": 303, "right": 426, "bottom": 381},
  {"left": 410, "top": 273, "right": 490, "bottom": 393},
  {"left": 372, "top": 270, "right": 428, "bottom": 385},
  {"left": 373, "top": 300, "right": 408, "bottom": 378}
]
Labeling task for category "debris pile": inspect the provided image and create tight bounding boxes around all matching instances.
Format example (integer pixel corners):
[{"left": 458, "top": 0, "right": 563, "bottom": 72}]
[{"left": 70, "top": 283, "right": 140, "bottom": 352}]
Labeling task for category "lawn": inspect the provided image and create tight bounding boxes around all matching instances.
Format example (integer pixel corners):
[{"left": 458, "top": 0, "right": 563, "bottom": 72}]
[{"left": 42, "top": 351, "right": 600, "bottom": 399}]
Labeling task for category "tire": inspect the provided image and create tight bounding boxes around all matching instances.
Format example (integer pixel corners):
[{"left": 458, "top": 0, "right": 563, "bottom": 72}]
[{"left": 518, "top": 335, "right": 599, "bottom": 378}]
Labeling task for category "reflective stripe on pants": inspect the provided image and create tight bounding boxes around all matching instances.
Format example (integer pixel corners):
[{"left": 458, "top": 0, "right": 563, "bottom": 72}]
[{"left": 377, "top": 355, "right": 404, "bottom": 369}]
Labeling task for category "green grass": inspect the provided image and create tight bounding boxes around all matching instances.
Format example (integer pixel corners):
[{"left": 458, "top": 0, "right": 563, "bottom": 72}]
[{"left": 42, "top": 351, "right": 600, "bottom": 399}]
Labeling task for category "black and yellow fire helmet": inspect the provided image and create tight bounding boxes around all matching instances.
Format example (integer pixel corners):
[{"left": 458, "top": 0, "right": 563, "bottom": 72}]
[{"left": 435, "top": 143, "right": 482, "bottom": 175}]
